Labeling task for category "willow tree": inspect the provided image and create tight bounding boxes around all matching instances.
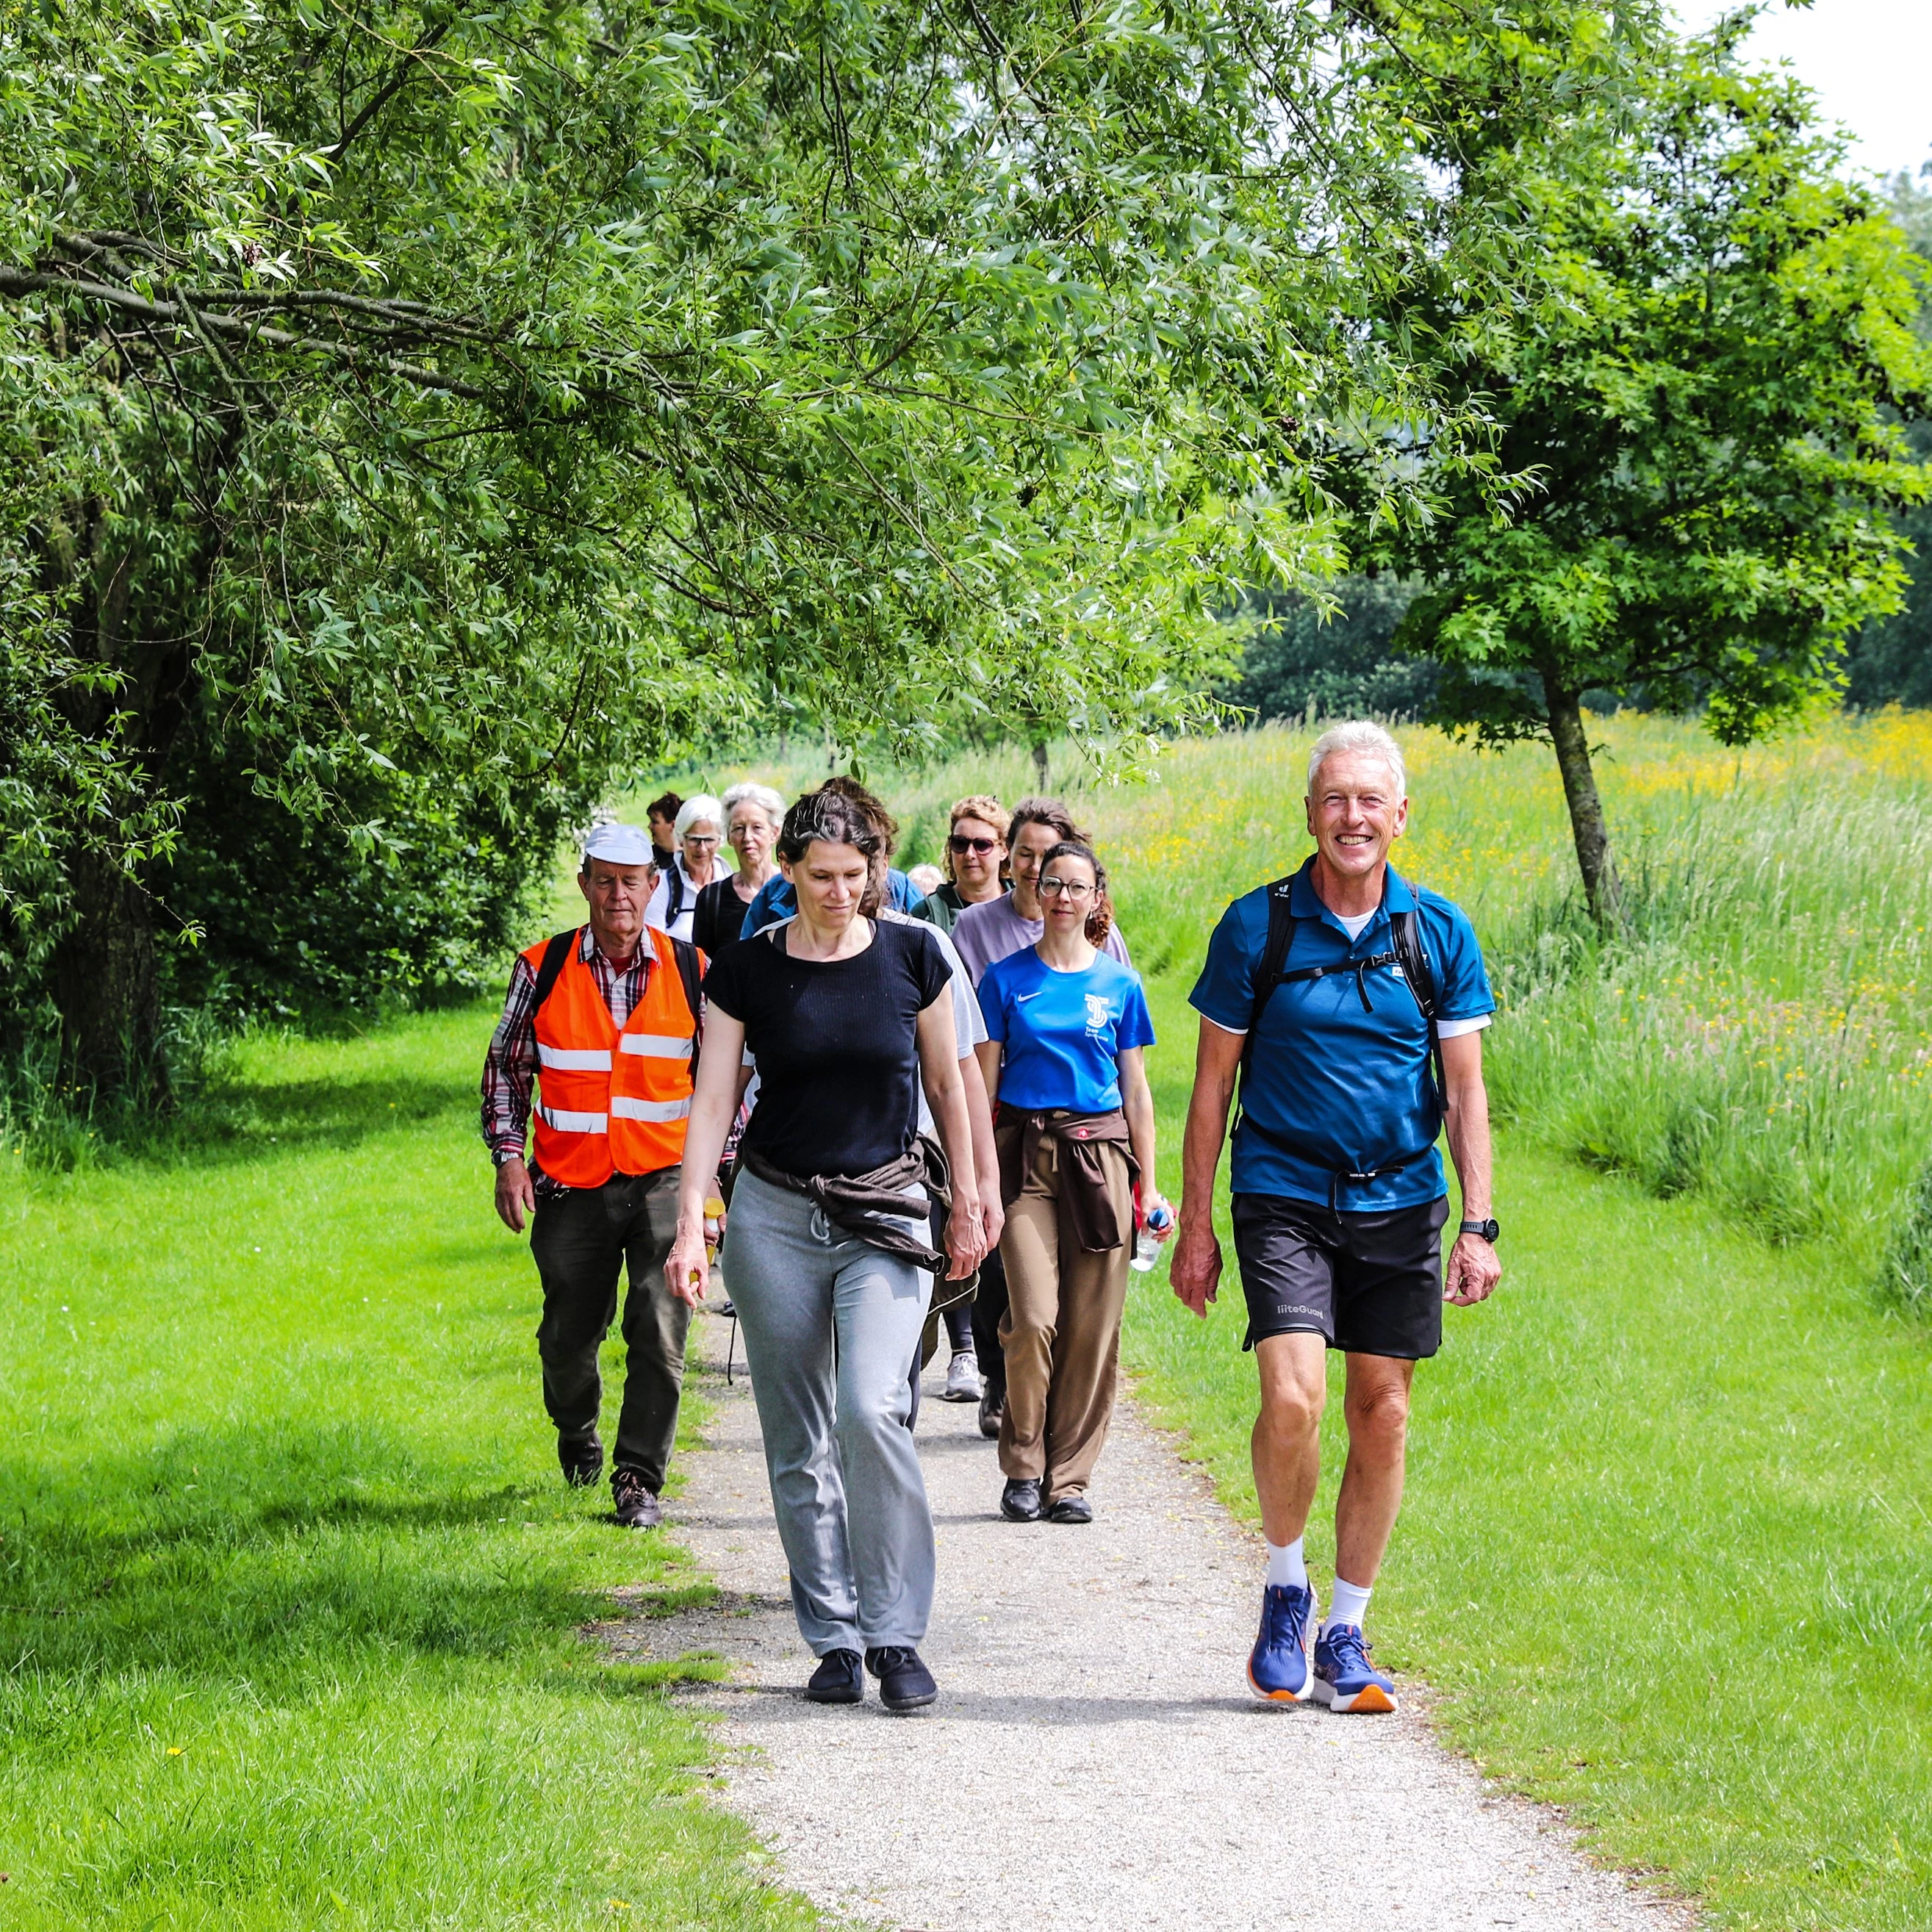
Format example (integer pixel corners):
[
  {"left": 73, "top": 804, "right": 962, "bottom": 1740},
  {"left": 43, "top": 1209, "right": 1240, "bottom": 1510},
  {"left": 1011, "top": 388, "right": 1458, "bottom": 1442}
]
[
  {"left": 1372, "top": 24, "right": 1931, "bottom": 927},
  {"left": 1, "top": 0, "right": 1652, "bottom": 1090}
]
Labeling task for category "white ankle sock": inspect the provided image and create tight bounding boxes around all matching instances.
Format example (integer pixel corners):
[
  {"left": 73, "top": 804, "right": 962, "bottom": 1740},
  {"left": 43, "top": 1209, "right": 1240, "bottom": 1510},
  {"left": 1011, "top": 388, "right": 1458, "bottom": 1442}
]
[
  {"left": 1265, "top": 1537, "right": 1308, "bottom": 1592},
  {"left": 1327, "top": 1576, "right": 1373, "bottom": 1629}
]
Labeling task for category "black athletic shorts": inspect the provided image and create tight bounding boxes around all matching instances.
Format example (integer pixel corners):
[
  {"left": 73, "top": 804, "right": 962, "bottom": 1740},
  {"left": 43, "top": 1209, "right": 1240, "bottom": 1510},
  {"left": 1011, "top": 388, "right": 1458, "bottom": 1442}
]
[{"left": 1231, "top": 1192, "right": 1451, "bottom": 1360}]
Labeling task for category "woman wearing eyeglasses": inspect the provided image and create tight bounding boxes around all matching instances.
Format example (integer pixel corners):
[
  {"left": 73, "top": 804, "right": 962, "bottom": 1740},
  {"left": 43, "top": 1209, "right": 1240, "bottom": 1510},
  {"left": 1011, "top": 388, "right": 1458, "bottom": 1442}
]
[
  {"left": 917, "top": 795, "right": 1011, "bottom": 934},
  {"left": 974, "top": 841, "right": 1170, "bottom": 1525},
  {"left": 646, "top": 794, "right": 730, "bottom": 944}
]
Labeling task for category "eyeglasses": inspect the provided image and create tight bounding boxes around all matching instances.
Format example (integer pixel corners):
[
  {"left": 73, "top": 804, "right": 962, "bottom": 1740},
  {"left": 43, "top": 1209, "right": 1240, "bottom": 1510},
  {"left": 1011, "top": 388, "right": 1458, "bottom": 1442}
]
[
  {"left": 683, "top": 834, "right": 719, "bottom": 847},
  {"left": 1039, "top": 877, "right": 1094, "bottom": 899},
  {"left": 948, "top": 834, "right": 1001, "bottom": 855}
]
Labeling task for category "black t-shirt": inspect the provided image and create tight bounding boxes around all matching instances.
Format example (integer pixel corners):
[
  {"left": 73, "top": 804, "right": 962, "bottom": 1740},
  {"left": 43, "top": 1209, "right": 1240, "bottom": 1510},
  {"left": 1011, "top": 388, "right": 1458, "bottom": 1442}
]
[
  {"left": 691, "top": 876, "right": 750, "bottom": 960},
  {"left": 703, "top": 919, "right": 953, "bottom": 1177}
]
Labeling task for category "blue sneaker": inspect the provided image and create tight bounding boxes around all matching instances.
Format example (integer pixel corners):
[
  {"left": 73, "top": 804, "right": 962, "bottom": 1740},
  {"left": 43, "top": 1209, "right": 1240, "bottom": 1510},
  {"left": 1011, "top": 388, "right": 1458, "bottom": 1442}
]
[
  {"left": 1311, "top": 1620, "right": 1398, "bottom": 1713},
  {"left": 1246, "top": 1582, "right": 1317, "bottom": 1703}
]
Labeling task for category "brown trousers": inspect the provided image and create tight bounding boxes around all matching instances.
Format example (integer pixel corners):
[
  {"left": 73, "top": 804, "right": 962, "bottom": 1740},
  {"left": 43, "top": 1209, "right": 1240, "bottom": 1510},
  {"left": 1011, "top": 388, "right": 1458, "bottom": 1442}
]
[{"left": 996, "top": 1116, "right": 1135, "bottom": 1500}]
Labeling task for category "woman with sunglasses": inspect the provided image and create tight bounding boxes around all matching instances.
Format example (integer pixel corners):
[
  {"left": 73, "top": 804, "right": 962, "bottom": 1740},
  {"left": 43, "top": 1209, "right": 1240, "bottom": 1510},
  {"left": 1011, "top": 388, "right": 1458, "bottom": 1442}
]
[
  {"left": 918, "top": 795, "right": 1011, "bottom": 934},
  {"left": 974, "top": 841, "right": 1169, "bottom": 1524}
]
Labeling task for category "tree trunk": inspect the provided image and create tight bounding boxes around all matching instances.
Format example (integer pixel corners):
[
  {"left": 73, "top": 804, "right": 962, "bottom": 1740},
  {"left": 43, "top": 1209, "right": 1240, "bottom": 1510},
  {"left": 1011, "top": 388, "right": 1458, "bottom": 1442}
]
[
  {"left": 1030, "top": 739, "right": 1049, "bottom": 791},
  {"left": 51, "top": 846, "right": 170, "bottom": 1107},
  {"left": 1543, "top": 676, "right": 1628, "bottom": 934}
]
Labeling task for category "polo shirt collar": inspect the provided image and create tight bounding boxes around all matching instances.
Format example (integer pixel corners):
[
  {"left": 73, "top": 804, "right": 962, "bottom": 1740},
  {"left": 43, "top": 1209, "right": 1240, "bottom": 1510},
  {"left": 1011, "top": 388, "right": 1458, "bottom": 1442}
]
[{"left": 1287, "top": 856, "right": 1415, "bottom": 938}]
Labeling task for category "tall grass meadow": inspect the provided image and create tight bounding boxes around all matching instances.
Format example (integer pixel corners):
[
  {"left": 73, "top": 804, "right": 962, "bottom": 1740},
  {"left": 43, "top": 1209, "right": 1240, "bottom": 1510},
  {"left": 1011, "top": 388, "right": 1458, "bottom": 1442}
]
[{"left": 676, "top": 708, "right": 1932, "bottom": 1297}]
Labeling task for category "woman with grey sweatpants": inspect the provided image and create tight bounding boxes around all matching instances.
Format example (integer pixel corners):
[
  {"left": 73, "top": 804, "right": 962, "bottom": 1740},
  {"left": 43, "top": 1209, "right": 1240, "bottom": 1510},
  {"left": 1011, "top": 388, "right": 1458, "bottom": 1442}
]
[{"left": 664, "top": 786, "right": 986, "bottom": 1713}]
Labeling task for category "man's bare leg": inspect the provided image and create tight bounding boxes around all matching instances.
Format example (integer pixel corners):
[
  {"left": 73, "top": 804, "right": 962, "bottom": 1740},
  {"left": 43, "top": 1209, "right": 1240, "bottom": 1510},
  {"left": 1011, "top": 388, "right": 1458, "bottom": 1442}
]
[
  {"left": 1252, "top": 1332, "right": 1329, "bottom": 1545},
  {"left": 1331, "top": 1350, "right": 1415, "bottom": 1608}
]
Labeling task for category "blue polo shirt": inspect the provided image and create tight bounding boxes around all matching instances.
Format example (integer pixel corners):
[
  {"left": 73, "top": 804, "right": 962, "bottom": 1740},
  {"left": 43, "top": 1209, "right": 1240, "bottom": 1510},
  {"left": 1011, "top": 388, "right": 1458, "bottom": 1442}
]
[
  {"left": 1189, "top": 860, "right": 1493, "bottom": 1210},
  {"left": 739, "top": 868, "right": 927, "bottom": 940},
  {"left": 981, "top": 948, "right": 1155, "bottom": 1112}
]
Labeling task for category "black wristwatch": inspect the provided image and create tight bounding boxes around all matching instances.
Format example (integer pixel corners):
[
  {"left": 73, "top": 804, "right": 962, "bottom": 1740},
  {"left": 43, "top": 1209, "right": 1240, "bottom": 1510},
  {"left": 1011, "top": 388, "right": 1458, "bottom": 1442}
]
[{"left": 1459, "top": 1217, "right": 1500, "bottom": 1243}]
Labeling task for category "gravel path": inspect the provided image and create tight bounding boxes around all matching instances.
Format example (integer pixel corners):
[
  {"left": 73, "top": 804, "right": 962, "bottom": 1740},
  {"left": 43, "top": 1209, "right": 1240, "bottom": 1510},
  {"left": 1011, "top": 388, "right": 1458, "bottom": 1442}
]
[{"left": 605, "top": 1310, "right": 1697, "bottom": 1932}]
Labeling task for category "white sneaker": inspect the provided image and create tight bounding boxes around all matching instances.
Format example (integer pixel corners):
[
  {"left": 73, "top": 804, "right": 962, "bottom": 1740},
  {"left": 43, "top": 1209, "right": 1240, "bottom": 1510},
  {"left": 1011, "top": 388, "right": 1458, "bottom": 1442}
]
[{"left": 941, "top": 1351, "right": 984, "bottom": 1402}]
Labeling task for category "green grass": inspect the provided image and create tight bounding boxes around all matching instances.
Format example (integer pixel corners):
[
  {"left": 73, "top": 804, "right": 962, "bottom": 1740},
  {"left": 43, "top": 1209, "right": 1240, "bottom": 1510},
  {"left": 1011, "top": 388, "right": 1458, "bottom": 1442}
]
[
  {"left": 0, "top": 1009, "right": 814, "bottom": 1931},
  {"left": 13, "top": 713, "right": 1932, "bottom": 1926}
]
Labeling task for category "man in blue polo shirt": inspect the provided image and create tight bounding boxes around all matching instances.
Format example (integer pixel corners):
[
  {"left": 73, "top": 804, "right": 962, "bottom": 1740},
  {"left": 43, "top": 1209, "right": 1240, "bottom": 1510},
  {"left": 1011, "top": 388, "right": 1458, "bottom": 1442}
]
[{"left": 1172, "top": 720, "right": 1501, "bottom": 1714}]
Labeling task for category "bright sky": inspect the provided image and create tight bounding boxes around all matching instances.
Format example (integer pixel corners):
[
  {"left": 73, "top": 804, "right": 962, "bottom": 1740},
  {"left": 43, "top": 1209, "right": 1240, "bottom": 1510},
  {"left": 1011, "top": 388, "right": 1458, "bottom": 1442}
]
[{"left": 1673, "top": 1, "right": 1932, "bottom": 181}]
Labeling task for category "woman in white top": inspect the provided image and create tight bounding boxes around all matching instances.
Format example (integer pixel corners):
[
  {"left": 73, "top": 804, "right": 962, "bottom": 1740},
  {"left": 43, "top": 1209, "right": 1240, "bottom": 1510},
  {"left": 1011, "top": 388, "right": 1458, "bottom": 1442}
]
[{"left": 647, "top": 794, "right": 729, "bottom": 943}]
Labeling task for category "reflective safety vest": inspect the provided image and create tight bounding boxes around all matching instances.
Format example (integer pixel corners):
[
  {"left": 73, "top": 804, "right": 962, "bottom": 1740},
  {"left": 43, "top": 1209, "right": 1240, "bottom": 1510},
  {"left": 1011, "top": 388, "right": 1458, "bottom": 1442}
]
[{"left": 525, "top": 927, "right": 700, "bottom": 1186}]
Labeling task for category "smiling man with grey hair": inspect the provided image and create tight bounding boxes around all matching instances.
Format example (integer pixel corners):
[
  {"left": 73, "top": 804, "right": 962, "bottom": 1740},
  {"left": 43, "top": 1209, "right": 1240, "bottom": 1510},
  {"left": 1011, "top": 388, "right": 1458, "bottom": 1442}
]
[{"left": 1171, "top": 720, "right": 1500, "bottom": 1713}]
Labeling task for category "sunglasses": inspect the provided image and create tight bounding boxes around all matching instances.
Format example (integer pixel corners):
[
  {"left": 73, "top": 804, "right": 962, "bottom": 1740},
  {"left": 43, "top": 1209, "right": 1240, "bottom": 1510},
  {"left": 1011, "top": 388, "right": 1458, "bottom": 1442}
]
[{"left": 948, "top": 834, "right": 1002, "bottom": 855}]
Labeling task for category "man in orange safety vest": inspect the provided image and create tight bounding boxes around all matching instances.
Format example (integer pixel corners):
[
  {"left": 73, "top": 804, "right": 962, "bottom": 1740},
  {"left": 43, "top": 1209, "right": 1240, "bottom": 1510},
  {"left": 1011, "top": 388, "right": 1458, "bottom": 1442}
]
[{"left": 482, "top": 822, "right": 709, "bottom": 1529}]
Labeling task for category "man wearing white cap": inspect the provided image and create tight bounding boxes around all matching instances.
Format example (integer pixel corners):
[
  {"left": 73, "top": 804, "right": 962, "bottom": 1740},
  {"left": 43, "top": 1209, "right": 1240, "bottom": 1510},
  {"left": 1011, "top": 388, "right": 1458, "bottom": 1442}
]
[{"left": 482, "top": 823, "right": 708, "bottom": 1529}]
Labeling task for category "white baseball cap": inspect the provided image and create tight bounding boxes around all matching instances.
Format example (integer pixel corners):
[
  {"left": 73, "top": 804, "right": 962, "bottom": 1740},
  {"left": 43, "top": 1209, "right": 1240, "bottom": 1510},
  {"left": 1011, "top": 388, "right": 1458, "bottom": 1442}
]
[{"left": 580, "top": 822, "right": 657, "bottom": 867}]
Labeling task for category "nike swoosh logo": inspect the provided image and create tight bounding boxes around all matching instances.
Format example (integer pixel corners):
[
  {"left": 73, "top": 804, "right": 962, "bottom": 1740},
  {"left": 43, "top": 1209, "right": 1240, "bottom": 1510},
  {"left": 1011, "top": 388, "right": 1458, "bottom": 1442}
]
[{"left": 1016, "top": 989, "right": 1045, "bottom": 1001}]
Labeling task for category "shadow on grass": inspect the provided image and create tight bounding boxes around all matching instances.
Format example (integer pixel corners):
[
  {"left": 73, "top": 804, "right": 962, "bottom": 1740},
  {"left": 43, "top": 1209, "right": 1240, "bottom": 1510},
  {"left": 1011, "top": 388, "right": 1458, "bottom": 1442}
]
[
  {"left": 106, "top": 1069, "right": 475, "bottom": 1172},
  {"left": 0, "top": 1421, "right": 692, "bottom": 1707}
]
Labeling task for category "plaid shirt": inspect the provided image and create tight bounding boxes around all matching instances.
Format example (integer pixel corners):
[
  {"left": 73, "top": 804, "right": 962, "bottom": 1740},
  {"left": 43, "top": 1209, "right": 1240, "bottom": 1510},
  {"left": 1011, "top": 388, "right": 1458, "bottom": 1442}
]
[{"left": 481, "top": 927, "right": 661, "bottom": 1196}]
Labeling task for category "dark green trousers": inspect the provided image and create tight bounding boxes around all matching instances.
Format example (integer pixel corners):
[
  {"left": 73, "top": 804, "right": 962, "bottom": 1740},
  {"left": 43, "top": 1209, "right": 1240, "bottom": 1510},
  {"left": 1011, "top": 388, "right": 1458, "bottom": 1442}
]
[{"left": 530, "top": 1168, "right": 688, "bottom": 1493}]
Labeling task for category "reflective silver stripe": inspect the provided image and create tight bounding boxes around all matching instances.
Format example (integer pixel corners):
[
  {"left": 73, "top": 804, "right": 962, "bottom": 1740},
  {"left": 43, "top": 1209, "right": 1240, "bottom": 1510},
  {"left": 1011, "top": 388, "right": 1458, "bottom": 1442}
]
[
  {"left": 537, "top": 1105, "right": 608, "bottom": 1133},
  {"left": 609, "top": 1095, "right": 692, "bottom": 1124},
  {"left": 537, "top": 1044, "right": 613, "bottom": 1071},
  {"left": 620, "top": 1033, "right": 694, "bottom": 1060}
]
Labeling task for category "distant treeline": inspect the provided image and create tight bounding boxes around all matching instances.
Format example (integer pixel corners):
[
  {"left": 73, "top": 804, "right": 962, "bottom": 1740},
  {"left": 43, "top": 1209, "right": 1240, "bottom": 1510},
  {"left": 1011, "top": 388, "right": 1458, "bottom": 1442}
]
[{"left": 1221, "top": 555, "right": 1932, "bottom": 725}]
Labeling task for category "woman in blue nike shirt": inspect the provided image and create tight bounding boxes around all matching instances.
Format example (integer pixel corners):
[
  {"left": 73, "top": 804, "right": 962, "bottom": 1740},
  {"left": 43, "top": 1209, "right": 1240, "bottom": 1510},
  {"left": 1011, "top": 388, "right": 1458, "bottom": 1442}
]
[{"left": 974, "top": 841, "right": 1171, "bottom": 1523}]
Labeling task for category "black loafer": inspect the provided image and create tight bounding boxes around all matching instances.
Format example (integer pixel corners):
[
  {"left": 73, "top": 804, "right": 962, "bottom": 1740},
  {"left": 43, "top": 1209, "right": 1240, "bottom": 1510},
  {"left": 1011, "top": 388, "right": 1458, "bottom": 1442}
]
[
  {"left": 1046, "top": 1493, "right": 1093, "bottom": 1524},
  {"left": 805, "top": 1648, "right": 864, "bottom": 1704},
  {"left": 559, "top": 1431, "right": 604, "bottom": 1487},
  {"left": 611, "top": 1468, "right": 663, "bottom": 1529},
  {"left": 1000, "top": 1477, "right": 1043, "bottom": 1522},
  {"left": 865, "top": 1645, "right": 938, "bottom": 1713}
]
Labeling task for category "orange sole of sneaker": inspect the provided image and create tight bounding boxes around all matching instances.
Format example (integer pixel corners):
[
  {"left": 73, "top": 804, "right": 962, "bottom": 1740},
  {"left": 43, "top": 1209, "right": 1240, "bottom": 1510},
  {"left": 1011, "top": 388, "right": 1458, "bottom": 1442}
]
[{"left": 1246, "top": 1664, "right": 1308, "bottom": 1703}]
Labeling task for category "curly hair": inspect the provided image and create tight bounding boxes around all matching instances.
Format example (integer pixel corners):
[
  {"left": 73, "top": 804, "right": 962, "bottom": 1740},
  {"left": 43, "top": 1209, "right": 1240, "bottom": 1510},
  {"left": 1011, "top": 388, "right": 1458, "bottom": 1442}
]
[
  {"left": 1039, "top": 839, "right": 1114, "bottom": 949},
  {"left": 776, "top": 789, "right": 887, "bottom": 916}
]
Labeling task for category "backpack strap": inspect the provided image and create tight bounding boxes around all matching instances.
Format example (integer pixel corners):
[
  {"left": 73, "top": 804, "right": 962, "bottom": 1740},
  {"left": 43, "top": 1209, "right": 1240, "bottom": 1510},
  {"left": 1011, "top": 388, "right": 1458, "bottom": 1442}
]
[
  {"left": 667, "top": 933, "right": 705, "bottom": 1083},
  {"left": 1389, "top": 897, "right": 1445, "bottom": 1113},
  {"left": 530, "top": 928, "right": 578, "bottom": 1016},
  {"left": 663, "top": 863, "right": 686, "bottom": 927},
  {"left": 1238, "top": 876, "right": 1300, "bottom": 1081}
]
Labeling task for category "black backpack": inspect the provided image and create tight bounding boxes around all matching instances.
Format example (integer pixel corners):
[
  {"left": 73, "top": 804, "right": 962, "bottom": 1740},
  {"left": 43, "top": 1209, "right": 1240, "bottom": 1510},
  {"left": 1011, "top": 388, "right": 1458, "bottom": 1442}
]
[
  {"left": 1235, "top": 872, "right": 1445, "bottom": 1190},
  {"left": 530, "top": 927, "right": 705, "bottom": 1080}
]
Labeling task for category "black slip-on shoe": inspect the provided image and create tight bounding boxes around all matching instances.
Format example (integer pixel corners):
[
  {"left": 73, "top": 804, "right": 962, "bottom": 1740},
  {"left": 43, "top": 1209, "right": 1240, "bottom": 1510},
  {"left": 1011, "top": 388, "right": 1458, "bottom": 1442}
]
[
  {"left": 611, "top": 1468, "right": 663, "bottom": 1529},
  {"left": 805, "top": 1649, "right": 865, "bottom": 1704},
  {"left": 865, "top": 1645, "right": 938, "bottom": 1713},
  {"left": 559, "top": 1431, "right": 604, "bottom": 1488},
  {"left": 977, "top": 1389, "right": 1005, "bottom": 1440},
  {"left": 1046, "top": 1493, "right": 1093, "bottom": 1524},
  {"left": 1000, "top": 1477, "right": 1043, "bottom": 1522}
]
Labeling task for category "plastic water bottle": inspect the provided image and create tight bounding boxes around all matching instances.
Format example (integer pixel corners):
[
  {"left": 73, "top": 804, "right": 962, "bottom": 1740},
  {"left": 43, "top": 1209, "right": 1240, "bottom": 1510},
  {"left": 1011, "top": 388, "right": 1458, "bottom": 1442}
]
[{"left": 1131, "top": 1202, "right": 1174, "bottom": 1272}]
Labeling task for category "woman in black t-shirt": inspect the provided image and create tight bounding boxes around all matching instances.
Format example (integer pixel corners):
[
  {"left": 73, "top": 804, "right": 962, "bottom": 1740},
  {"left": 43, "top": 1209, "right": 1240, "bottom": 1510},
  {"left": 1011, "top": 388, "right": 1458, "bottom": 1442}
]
[{"left": 666, "top": 790, "right": 986, "bottom": 1713}]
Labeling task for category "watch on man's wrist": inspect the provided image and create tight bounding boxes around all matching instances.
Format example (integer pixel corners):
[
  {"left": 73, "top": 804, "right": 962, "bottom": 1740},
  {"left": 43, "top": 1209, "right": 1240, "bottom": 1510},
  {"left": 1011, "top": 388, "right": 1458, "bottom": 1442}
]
[{"left": 1459, "top": 1217, "right": 1500, "bottom": 1243}]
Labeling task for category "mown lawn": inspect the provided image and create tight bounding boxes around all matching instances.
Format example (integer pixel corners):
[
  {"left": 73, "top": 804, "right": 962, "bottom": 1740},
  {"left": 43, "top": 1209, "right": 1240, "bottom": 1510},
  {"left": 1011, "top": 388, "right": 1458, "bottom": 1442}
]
[
  {"left": 1130, "top": 973, "right": 1932, "bottom": 1932},
  {"left": 0, "top": 1010, "right": 813, "bottom": 1931}
]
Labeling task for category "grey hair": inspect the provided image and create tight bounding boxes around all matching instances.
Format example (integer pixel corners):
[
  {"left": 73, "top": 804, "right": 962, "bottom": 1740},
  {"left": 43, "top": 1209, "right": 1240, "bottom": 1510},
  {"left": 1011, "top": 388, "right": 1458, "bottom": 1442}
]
[
  {"left": 672, "top": 794, "right": 725, "bottom": 839},
  {"left": 1307, "top": 721, "right": 1407, "bottom": 797},
  {"left": 721, "top": 780, "right": 784, "bottom": 827}
]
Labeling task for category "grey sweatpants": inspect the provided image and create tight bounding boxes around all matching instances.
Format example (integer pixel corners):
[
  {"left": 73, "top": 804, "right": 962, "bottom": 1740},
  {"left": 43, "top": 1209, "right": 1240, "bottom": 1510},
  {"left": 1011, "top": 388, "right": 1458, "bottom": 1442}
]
[{"left": 722, "top": 1167, "right": 935, "bottom": 1654}]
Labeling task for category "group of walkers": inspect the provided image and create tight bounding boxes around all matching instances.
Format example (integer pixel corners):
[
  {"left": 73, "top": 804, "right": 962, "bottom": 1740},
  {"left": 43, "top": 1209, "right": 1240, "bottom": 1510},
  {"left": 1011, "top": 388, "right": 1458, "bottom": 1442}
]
[{"left": 484, "top": 720, "right": 1500, "bottom": 1717}]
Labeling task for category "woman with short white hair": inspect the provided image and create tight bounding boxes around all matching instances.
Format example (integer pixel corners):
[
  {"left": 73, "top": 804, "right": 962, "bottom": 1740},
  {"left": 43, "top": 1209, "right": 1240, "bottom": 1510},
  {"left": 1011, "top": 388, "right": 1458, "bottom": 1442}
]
[
  {"left": 693, "top": 783, "right": 783, "bottom": 958},
  {"left": 646, "top": 794, "right": 728, "bottom": 944}
]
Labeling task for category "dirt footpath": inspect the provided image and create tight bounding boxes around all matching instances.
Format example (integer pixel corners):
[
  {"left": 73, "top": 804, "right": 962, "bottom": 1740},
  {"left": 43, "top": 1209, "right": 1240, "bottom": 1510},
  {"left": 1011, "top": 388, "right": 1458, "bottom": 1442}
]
[{"left": 607, "top": 1311, "right": 1697, "bottom": 1932}]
